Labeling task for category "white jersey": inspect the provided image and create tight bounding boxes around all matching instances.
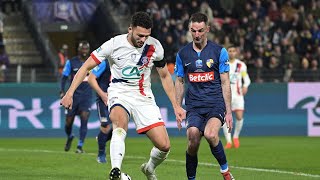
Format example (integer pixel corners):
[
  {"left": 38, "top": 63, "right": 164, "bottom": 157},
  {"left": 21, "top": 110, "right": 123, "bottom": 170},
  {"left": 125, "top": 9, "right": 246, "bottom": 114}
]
[
  {"left": 91, "top": 34, "right": 164, "bottom": 96},
  {"left": 229, "top": 59, "right": 251, "bottom": 97}
]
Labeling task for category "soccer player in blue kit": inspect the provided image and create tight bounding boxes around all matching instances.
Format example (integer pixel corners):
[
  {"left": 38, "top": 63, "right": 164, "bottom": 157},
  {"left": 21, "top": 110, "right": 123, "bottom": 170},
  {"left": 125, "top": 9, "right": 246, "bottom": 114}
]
[
  {"left": 174, "top": 13, "right": 235, "bottom": 180},
  {"left": 88, "top": 60, "right": 113, "bottom": 163},
  {"left": 60, "top": 41, "right": 92, "bottom": 153}
]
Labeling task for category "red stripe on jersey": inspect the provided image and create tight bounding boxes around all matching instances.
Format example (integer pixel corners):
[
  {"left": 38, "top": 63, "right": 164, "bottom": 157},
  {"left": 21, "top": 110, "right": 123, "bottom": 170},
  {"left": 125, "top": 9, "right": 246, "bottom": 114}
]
[
  {"left": 90, "top": 53, "right": 101, "bottom": 64},
  {"left": 237, "top": 80, "right": 241, "bottom": 95},
  {"left": 137, "top": 122, "right": 165, "bottom": 134},
  {"left": 146, "top": 45, "right": 155, "bottom": 63},
  {"left": 139, "top": 74, "right": 146, "bottom": 96}
]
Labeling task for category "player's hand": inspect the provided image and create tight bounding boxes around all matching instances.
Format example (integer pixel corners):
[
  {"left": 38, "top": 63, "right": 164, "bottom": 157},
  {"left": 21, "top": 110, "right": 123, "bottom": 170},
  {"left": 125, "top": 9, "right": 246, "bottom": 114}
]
[
  {"left": 101, "top": 92, "right": 108, "bottom": 106},
  {"left": 60, "top": 93, "right": 73, "bottom": 109},
  {"left": 174, "top": 106, "right": 186, "bottom": 130},
  {"left": 225, "top": 112, "right": 233, "bottom": 133}
]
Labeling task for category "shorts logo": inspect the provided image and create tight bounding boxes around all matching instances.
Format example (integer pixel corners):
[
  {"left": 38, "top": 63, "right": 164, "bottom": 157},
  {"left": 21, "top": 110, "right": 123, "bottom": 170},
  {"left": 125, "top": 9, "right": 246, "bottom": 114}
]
[{"left": 188, "top": 72, "right": 214, "bottom": 82}]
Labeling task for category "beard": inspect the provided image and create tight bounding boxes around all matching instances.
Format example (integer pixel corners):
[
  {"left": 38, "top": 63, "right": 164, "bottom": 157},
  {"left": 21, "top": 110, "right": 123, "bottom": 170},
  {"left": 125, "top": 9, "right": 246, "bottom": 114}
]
[
  {"left": 80, "top": 53, "right": 88, "bottom": 59},
  {"left": 131, "top": 33, "right": 144, "bottom": 48}
]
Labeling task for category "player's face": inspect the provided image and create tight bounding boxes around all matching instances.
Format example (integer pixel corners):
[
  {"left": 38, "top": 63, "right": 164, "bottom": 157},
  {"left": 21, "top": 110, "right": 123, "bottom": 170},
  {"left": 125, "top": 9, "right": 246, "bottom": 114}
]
[
  {"left": 189, "top": 22, "right": 209, "bottom": 44},
  {"left": 79, "top": 45, "right": 90, "bottom": 59},
  {"left": 129, "top": 26, "right": 151, "bottom": 48},
  {"left": 227, "top": 47, "right": 237, "bottom": 60}
]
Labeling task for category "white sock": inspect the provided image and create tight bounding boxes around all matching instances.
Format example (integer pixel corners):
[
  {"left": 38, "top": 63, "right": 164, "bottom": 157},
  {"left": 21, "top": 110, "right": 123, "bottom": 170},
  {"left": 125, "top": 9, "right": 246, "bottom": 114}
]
[
  {"left": 110, "top": 128, "right": 126, "bottom": 169},
  {"left": 222, "top": 123, "right": 232, "bottom": 144},
  {"left": 147, "top": 147, "right": 169, "bottom": 172},
  {"left": 233, "top": 119, "right": 244, "bottom": 138}
]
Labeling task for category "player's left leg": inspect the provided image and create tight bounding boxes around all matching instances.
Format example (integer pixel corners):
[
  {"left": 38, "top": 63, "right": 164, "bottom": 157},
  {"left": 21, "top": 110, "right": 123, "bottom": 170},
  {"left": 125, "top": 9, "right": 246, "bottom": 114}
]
[
  {"left": 204, "top": 118, "right": 234, "bottom": 180},
  {"left": 76, "top": 110, "right": 90, "bottom": 153},
  {"left": 141, "top": 126, "right": 170, "bottom": 180},
  {"left": 233, "top": 110, "right": 244, "bottom": 148}
]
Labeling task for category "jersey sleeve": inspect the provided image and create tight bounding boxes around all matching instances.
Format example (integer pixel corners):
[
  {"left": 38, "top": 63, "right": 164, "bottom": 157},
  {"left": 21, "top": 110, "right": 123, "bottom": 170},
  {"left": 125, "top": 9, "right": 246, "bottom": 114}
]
[
  {"left": 219, "top": 48, "right": 230, "bottom": 73},
  {"left": 92, "top": 61, "right": 106, "bottom": 78},
  {"left": 61, "top": 60, "right": 71, "bottom": 76},
  {"left": 91, "top": 38, "right": 114, "bottom": 64},
  {"left": 174, "top": 53, "right": 184, "bottom": 77},
  {"left": 154, "top": 39, "right": 164, "bottom": 61},
  {"left": 241, "top": 62, "right": 251, "bottom": 87}
]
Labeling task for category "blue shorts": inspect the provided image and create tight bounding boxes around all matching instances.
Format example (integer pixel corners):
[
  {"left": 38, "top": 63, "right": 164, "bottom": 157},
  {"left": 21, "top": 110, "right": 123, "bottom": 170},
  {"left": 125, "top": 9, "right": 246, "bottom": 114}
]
[
  {"left": 66, "top": 96, "right": 91, "bottom": 116},
  {"left": 186, "top": 107, "right": 226, "bottom": 133},
  {"left": 96, "top": 98, "right": 111, "bottom": 126}
]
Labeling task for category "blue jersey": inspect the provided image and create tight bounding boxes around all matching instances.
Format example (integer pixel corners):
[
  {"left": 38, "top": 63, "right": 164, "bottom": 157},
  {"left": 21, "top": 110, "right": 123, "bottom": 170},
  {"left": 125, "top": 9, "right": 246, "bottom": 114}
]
[
  {"left": 174, "top": 41, "right": 230, "bottom": 111},
  {"left": 62, "top": 56, "right": 92, "bottom": 98},
  {"left": 91, "top": 61, "right": 111, "bottom": 97}
]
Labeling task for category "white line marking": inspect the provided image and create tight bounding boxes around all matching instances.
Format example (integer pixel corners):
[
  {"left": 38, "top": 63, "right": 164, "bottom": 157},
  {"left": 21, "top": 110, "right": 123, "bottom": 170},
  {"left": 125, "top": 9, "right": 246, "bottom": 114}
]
[{"left": 0, "top": 148, "right": 319, "bottom": 178}]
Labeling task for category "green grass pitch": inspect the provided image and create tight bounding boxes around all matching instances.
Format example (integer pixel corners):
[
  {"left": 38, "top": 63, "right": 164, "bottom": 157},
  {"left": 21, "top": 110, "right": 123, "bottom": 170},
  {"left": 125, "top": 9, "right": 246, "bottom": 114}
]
[{"left": 0, "top": 136, "right": 319, "bottom": 180}]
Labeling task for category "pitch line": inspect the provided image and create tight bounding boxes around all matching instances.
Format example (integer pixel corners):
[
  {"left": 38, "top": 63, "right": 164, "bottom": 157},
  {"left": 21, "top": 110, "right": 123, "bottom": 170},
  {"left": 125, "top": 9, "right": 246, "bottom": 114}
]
[{"left": 0, "top": 148, "right": 319, "bottom": 178}]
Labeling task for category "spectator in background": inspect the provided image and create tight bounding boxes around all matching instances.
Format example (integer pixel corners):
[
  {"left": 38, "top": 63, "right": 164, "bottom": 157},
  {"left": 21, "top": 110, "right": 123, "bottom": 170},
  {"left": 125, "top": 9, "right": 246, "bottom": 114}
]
[
  {"left": 0, "top": 45, "right": 9, "bottom": 82},
  {"left": 292, "top": 57, "right": 311, "bottom": 82},
  {"left": 251, "top": 58, "right": 265, "bottom": 83},
  {"left": 310, "top": 58, "right": 319, "bottom": 82},
  {"left": 58, "top": 44, "right": 68, "bottom": 77}
]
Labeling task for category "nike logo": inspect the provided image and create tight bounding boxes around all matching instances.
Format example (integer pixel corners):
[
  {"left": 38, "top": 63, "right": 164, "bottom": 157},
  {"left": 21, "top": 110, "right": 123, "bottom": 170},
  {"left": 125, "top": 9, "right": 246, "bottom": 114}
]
[{"left": 185, "top": 62, "right": 191, "bottom": 66}]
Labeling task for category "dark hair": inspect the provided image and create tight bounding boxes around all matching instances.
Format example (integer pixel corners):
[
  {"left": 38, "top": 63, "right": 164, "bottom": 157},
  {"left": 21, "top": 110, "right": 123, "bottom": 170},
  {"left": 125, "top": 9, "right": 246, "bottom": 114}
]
[
  {"left": 227, "top": 45, "right": 236, "bottom": 50},
  {"left": 131, "top": 11, "right": 153, "bottom": 29},
  {"left": 189, "top": 12, "right": 208, "bottom": 25}
]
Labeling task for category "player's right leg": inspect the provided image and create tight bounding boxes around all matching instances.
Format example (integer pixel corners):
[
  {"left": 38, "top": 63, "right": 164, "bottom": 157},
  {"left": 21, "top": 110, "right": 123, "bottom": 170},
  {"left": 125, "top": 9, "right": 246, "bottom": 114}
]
[
  {"left": 108, "top": 105, "right": 129, "bottom": 180},
  {"left": 64, "top": 114, "right": 75, "bottom": 152},
  {"left": 96, "top": 100, "right": 113, "bottom": 163},
  {"left": 186, "top": 127, "right": 202, "bottom": 180}
]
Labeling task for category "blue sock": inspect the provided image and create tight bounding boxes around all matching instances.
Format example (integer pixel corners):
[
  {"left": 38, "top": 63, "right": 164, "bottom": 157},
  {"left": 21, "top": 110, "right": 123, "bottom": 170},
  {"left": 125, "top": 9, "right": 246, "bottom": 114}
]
[
  {"left": 97, "top": 130, "right": 108, "bottom": 155},
  {"left": 79, "top": 119, "right": 88, "bottom": 147},
  {"left": 64, "top": 124, "right": 72, "bottom": 137},
  {"left": 210, "top": 140, "right": 228, "bottom": 171},
  {"left": 186, "top": 151, "right": 198, "bottom": 180}
]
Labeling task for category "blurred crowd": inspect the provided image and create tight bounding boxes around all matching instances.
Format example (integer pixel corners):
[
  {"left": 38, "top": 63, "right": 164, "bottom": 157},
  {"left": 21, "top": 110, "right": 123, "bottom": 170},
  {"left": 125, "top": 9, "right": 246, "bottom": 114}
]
[
  {"left": 112, "top": 0, "right": 320, "bottom": 83},
  {"left": 0, "top": 0, "right": 21, "bottom": 82}
]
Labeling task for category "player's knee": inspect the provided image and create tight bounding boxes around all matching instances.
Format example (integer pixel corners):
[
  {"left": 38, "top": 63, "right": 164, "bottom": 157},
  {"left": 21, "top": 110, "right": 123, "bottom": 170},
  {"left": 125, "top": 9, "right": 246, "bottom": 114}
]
[
  {"left": 157, "top": 142, "right": 170, "bottom": 152},
  {"left": 100, "top": 125, "right": 111, "bottom": 134},
  {"left": 204, "top": 131, "right": 219, "bottom": 142}
]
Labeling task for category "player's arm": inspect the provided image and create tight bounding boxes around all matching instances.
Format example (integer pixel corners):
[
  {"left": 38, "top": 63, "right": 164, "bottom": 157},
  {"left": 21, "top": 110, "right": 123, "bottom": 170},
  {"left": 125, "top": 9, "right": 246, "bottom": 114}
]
[
  {"left": 61, "top": 56, "right": 98, "bottom": 109},
  {"left": 174, "top": 53, "right": 186, "bottom": 129},
  {"left": 174, "top": 53, "right": 185, "bottom": 106},
  {"left": 88, "top": 71, "right": 108, "bottom": 106},
  {"left": 155, "top": 61, "right": 185, "bottom": 126},
  {"left": 60, "top": 60, "right": 71, "bottom": 98},
  {"left": 219, "top": 48, "right": 233, "bottom": 132},
  {"left": 241, "top": 63, "right": 251, "bottom": 96}
]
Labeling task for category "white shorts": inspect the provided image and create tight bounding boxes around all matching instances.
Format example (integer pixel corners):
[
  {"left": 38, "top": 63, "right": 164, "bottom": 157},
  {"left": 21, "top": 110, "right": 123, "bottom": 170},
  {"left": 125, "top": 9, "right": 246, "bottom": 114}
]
[
  {"left": 108, "top": 87, "right": 164, "bottom": 134},
  {"left": 231, "top": 95, "right": 244, "bottom": 111}
]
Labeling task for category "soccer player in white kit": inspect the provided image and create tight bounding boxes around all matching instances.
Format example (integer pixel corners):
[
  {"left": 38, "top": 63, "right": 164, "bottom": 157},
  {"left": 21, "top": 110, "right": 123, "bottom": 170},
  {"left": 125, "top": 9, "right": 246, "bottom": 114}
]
[
  {"left": 60, "top": 12, "right": 185, "bottom": 180},
  {"left": 222, "top": 46, "right": 251, "bottom": 149}
]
